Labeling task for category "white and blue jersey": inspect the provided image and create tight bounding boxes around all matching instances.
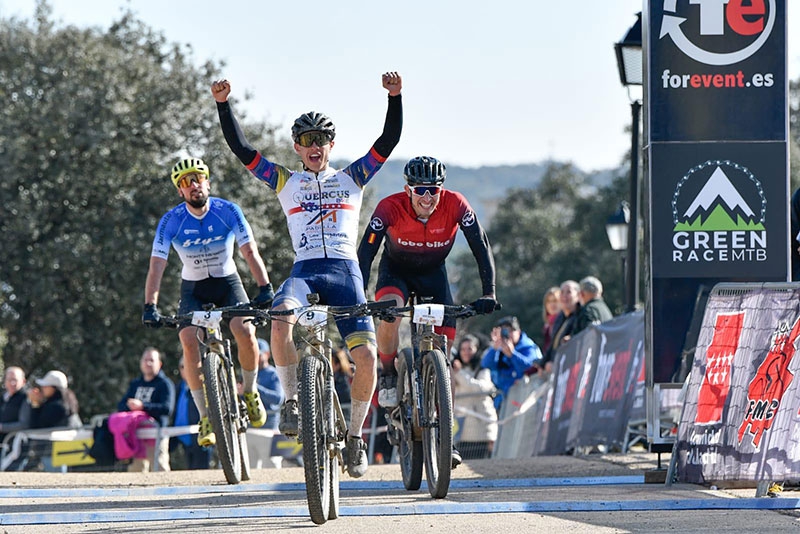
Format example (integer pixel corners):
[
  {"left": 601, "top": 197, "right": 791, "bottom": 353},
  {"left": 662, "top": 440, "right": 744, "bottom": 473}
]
[{"left": 151, "top": 197, "right": 254, "bottom": 281}]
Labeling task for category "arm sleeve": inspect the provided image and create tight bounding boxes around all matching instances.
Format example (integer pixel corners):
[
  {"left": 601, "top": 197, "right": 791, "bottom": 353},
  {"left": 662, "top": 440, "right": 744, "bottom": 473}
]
[
  {"left": 461, "top": 217, "right": 496, "bottom": 296},
  {"left": 117, "top": 382, "right": 137, "bottom": 412},
  {"left": 357, "top": 211, "right": 388, "bottom": 289},
  {"left": 0, "top": 400, "right": 31, "bottom": 434},
  {"left": 216, "top": 101, "right": 259, "bottom": 166},
  {"left": 372, "top": 94, "right": 403, "bottom": 159},
  {"left": 144, "top": 378, "right": 175, "bottom": 420}
]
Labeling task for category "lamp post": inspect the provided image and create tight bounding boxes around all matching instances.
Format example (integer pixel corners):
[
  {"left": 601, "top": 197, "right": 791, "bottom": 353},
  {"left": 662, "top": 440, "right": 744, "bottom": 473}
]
[
  {"left": 606, "top": 202, "right": 630, "bottom": 306},
  {"left": 615, "top": 12, "right": 642, "bottom": 313}
]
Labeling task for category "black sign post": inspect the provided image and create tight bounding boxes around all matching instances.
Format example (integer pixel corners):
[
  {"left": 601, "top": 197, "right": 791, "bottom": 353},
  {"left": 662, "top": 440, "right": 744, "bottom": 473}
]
[{"left": 644, "top": 0, "right": 788, "bottom": 442}]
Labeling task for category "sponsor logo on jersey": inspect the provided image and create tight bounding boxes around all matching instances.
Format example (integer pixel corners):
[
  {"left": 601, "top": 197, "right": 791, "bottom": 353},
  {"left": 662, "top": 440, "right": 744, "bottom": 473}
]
[
  {"left": 369, "top": 217, "right": 384, "bottom": 232},
  {"left": 461, "top": 211, "right": 476, "bottom": 227}
]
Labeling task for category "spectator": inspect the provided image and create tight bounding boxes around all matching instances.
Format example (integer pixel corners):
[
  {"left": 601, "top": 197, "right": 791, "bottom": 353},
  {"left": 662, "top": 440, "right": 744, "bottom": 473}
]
[
  {"left": 481, "top": 316, "right": 542, "bottom": 412},
  {"left": 541, "top": 286, "right": 562, "bottom": 354},
  {"left": 27, "top": 370, "right": 81, "bottom": 429},
  {"left": 0, "top": 366, "right": 31, "bottom": 442},
  {"left": 451, "top": 334, "right": 498, "bottom": 459},
  {"left": 117, "top": 347, "right": 175, "bottom": 472},
  {"left": 541, "top": 280, "right": 581, "bottom": 372},
  {"left": 255, "top": 338, "right": 283, "bottom": 430},
  {"left": 23, "top": 370, "right": 81, "bottom": 471},
  {"left": 573, "top": 276, "right": 614, "bottom": 335},
  {"left": 172, "top": 356, "right": 211, "bottom": 470}
]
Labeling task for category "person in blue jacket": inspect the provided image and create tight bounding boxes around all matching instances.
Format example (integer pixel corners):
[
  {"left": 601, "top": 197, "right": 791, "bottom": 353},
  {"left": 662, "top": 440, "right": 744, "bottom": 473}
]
[
  {"left": 481, "top": 316, "right": 542, "bottom": 412},
  {"left": 117, "top": 347, "right": 175, "bottom": 471}
]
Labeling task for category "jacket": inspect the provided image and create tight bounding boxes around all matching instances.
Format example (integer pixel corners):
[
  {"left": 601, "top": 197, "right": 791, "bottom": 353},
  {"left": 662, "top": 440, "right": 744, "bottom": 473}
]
[
  {"left": 452, "top": 366, "right": 498, "bottom": 442},
  {"left": 481, "top": 331, "right": 542, "bottom": 410}
]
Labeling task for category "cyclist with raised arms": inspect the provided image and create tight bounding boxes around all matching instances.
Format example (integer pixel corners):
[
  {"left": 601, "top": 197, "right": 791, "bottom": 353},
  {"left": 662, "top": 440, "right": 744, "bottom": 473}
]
[
  {"left": 211, "top": 72, "right": 402, "bottom": 478},
  {"left": 142, "top": 157, "right": 275, "bottom": 447},
  {"left": 357, "top": 156, "right": 498, "bottom": 466}
]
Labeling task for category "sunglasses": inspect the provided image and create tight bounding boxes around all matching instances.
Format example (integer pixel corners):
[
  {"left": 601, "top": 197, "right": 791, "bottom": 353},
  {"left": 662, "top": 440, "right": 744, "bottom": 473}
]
[
  {"left": 296, "top": 131, "right": 332, "bottom": 148},
  {"left": 411, "top": 185, "right": 442, "bottom": 197},
  {"left": 177, "top": 174, "right": 208, "bottom": 188}
]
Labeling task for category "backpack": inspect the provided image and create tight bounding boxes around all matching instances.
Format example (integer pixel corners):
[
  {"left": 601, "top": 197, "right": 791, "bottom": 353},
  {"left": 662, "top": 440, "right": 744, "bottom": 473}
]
[{"left": 88, "top": 416, "right": 117, "bottom": 466}]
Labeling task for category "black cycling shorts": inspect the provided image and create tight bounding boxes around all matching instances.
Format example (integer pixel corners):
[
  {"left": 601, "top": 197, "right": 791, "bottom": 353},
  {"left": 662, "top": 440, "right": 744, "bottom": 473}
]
[
  {"left": 374, "top": 259, "right": 456, "bottom": 330},
  {"left": 178, "top": 273, "right": 249, "bottom": 315}
]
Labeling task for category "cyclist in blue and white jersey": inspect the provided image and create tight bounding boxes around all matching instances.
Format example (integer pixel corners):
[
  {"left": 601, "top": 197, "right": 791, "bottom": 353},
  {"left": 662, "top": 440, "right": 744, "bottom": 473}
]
[
  {"left": 142, "top": 157, "right": 275, "bottom": 447},
  {"left": 211, "top": 72, "right": 402, "bottom": 477}
]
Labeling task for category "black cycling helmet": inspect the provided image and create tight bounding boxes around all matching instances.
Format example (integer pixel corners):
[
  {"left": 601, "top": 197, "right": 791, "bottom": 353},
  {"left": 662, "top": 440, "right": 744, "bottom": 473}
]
[
  {"left": 291, "top": 111, "right": 336, "bottom": 142},
  {"left": 404, "top": 156, "right": 446, "bottom": 186}
]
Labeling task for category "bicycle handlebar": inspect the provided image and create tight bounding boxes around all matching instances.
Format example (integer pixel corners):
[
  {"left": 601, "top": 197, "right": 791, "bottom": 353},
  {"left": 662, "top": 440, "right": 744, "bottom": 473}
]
[
  {"left": 160, "top": 303, "right": 270, "bottom": 329},
  {"left": 161, "top": 299, "right": 396, "bottom": 329}
]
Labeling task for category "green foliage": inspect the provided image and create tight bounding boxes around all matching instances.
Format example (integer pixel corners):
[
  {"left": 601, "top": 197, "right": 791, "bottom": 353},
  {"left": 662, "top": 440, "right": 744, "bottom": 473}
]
[
  {"left": 0, "top": 3, "right": 295, "bottom": 417},
  {"left": 450, "top": 162, "right": 630, "bottom": 347}
]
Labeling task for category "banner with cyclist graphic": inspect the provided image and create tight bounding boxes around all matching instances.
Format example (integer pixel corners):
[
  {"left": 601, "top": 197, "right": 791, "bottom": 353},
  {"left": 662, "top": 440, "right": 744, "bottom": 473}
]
[{"left": 675, "top": 283, "right": 800, "bottom": 484}]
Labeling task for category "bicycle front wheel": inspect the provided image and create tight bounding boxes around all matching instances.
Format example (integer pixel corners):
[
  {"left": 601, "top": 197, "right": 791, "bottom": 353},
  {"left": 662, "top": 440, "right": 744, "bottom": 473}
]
[
  {"left": 397, "top": 349, "right": 423, "bottom": 491},
  {"left": 203, "top": 350, "right": 242, "bottom": 484},
  {"left": 299, "top": 355, "right": 333, "bottom": 525},
  {"left": 421, "top": 349, "right": 453, "bottom": 499}
]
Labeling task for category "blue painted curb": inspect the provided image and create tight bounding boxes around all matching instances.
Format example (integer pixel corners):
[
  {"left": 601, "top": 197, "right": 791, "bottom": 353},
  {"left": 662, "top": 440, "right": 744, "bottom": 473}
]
[
  {"left": 0, "top": 475, "right": 643, "bottom": 499},
  {"left": 2, "top": 497, "right": 800, "bottom": 525}
]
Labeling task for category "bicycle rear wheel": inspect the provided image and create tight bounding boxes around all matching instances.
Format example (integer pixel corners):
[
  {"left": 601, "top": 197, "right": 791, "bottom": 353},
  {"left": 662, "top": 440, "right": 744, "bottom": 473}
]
[
  {"left": 397, "top": 350, "right": 423, "bottom": 491},
  {"left": 203, "top": 350, "right": 241, "bottom": 484},
  {"left": 421, "top": 349, "right": 453, "bottom": 498},
  {"left": 299, "top": 355, "right": 332, "bottom": 525}
]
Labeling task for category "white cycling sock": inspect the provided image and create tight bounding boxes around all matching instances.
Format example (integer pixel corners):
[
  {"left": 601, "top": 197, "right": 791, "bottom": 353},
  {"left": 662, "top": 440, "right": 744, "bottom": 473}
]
[
  {"left": 191, "top": 389, "right": 207, "bottom": 418},
  {"left": 276, "top": 364, "right": 298, "bottom": 400},
  {"left": 348, "top": 398, "right": 370, "bottom": 438},
  {"left": 241, "top": 369, "right": 257, "bottom": 393}
]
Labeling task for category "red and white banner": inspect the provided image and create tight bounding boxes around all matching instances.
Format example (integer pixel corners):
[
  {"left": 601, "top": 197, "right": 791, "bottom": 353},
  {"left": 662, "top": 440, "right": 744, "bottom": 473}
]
[{"left": 675, "top": 285, "right": 800, "bottom": 483}]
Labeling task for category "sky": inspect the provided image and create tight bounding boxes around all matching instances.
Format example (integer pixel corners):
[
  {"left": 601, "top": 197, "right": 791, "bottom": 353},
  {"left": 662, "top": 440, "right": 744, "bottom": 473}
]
[{"left": 1, "top": 1, "right": 798, "bottom": 172}]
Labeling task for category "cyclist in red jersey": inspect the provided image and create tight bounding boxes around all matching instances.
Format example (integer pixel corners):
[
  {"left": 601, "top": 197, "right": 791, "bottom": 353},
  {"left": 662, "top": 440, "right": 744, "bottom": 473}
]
[{"left": 357, "top": 156, "right": 497, "bottom": 466}]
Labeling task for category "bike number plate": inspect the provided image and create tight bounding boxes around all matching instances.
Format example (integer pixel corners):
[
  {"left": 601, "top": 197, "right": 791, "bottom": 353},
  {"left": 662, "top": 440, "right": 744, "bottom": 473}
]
[
  {"left": 412, "top": 304, "right": 445, "bottom": 326},
  {"left": 297, "top": 306, "right": 328, "bottom": 327},
  {"left": 191, "top": 310, "right": 223, "bottom": 328}
]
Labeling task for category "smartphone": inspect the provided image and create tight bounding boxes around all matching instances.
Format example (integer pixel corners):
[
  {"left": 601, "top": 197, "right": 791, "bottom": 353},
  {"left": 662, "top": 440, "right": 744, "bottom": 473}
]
[{"left": 501, "top": 327, "right": 510, "bottom": 340}]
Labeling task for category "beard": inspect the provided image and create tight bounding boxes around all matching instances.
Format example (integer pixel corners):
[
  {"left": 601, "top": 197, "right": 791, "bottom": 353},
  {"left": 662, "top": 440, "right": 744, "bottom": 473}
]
[{"left": 186, "top": 193, "right": 208, "bottom": 209}]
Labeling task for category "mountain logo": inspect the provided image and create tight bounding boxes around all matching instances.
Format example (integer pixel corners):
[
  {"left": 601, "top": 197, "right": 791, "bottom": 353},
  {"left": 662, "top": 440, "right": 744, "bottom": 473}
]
[
  {"left": 660, "top": 0, "right": 776, "bottom": 66},
  {"left": 670, "top": 159, "right": 767, "bottom": 264},
  {"left": 672, "top": 160, "right": 764, "bottom": 231}
]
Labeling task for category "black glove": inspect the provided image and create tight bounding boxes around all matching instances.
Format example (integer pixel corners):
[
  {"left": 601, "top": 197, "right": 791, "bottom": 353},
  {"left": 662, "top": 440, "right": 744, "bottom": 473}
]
[
  {"left": 142, "top": 303, "right": 163, "bottom": 328},
  {"left": 471, "top": 297, "right": 499, "bottom": 315},
  {"left": 251, "top": 283, "right": 275, "bottom": 308}
]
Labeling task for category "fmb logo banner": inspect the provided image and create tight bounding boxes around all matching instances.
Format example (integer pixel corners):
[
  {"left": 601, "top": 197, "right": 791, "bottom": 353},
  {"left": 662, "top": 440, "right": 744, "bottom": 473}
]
[
  {"left": 651, "top": 142, "right": 786, "bottom": 279},
  {"left": 649, "top": 0, "right": 786, "bottom": 142}
]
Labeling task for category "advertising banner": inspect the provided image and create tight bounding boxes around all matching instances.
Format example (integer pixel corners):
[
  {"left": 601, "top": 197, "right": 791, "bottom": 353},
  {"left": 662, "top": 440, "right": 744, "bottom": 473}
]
[
  {"left": 646, "top": 0, "right": 788, "bottom": 383},
  {"left": 675, "top": 284, "right": 800, "bottom": 483}
]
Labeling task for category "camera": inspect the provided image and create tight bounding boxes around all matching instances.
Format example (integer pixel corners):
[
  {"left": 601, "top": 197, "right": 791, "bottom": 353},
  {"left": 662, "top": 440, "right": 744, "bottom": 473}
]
[{"left": 501, "top": 327, "right": 510, "bottom": 340}]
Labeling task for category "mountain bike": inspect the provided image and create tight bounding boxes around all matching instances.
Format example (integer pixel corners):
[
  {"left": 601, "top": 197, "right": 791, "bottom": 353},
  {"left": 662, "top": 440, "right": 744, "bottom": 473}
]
[
  {"left": 269, "top": 295, "right": 392, "bottom": 525},
  {"left": 162, "top": 304, "right": 268, "bottom": 484},
  {"left": 375, "top": 296, "right": 491, "bottom": 499}
]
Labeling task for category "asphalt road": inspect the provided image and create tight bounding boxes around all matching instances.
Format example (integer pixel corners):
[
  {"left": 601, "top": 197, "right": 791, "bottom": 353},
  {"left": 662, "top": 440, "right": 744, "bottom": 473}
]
[{"left": 1, "top": 453, "right": 799, "bottom": 533}]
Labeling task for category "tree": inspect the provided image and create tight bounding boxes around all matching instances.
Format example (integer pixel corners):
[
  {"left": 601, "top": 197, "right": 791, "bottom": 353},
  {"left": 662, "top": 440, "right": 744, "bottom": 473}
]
[
  {"left": 0, "top": 2, "right": 295, "bottom": 417},
  {"left": 450, "top": 162, "right": 629, "bottom": 347}
]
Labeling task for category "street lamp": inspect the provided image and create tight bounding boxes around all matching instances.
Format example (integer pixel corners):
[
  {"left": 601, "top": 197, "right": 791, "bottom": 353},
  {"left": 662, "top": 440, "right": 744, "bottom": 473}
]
[
  {"left": 605, "top": 202, "right": 630, "bottom": 252},
  {"left": 615, "top": 12, "right": 642, "bottom": 312},
  {"left": 606, "top": 202, "right": 630, "bottom": 303}
]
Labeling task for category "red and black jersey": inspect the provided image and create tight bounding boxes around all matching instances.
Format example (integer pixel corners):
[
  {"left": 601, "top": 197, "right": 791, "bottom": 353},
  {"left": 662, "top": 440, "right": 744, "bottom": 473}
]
[{"left": 357, "top": 189, "right": 495, "bottom": 296}]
